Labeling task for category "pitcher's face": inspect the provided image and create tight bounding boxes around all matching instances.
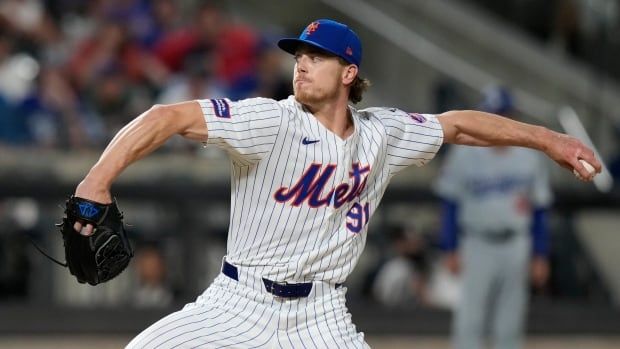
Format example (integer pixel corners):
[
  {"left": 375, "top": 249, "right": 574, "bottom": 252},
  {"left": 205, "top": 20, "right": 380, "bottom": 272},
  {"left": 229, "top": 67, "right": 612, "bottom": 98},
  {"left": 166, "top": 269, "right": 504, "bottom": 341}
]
[{"left": 292, "top": 47, "right": 345, "bottom": 105}]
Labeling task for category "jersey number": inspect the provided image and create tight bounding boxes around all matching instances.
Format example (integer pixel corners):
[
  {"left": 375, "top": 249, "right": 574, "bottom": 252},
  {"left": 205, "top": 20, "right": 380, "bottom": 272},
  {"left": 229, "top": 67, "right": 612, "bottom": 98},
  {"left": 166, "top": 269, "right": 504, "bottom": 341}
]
[{"left": 346, "top": 202, "right": 370, "bottom": 233}]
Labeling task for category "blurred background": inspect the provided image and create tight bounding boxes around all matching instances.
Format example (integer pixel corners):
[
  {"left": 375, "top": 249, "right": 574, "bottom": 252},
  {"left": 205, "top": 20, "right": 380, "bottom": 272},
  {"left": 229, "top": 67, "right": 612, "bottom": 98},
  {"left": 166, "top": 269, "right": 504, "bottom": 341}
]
[{"left": 0, "top": 0, "right": 619, "bottom": 348}]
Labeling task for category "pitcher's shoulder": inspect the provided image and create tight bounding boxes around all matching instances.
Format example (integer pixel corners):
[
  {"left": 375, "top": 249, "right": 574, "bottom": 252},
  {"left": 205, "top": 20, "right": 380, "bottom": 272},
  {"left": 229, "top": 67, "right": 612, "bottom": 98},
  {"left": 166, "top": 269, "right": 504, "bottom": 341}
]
[
  {"left": 277, "top": 96, "right": 310, "bottom": 117},
  {"left": 358, "top": 107, "right": 436, "bottom": 126},
  {"left": 358, "top": 106, "right": 408, "bottom": 119}
]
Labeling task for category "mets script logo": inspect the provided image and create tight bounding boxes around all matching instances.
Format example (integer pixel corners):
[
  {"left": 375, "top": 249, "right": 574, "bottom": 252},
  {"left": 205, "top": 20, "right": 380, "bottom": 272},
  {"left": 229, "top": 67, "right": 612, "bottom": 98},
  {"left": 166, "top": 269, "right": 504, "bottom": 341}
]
[
  {"left": 78, "top": 202, "right": 100, "bottom": 219},
  {"left": 306, "top": 21, "right": 320, "bottom": 35},
  {"left": 274, "top": 163, "right": 370, "bottom": 208}
]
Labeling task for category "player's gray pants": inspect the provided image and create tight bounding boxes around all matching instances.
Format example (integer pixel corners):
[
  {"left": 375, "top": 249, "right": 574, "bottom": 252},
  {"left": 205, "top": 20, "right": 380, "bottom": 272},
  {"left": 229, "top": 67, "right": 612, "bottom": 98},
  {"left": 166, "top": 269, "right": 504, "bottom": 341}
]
[
  {"left": 126, "top": 273, "right": 370, "bottom": 348},
  {"left": 453, "top": 233, "right": 530, "bottom": 349}
]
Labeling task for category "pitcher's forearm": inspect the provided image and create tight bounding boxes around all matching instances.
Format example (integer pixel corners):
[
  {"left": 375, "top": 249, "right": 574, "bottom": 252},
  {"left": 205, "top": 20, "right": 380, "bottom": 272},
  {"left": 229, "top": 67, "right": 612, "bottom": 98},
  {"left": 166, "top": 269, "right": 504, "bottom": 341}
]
[
  {"left": 85, "top": 105, "right": 191, "bottom": 188},
  {"left": 439, "top": 110, "right": 555, "bottom": 150},
  {"left": 437, "top": 109, "right": 600, "bottom": 176},
  {"left": 79, "top": 101, "right": 206, "bottom": 192}
]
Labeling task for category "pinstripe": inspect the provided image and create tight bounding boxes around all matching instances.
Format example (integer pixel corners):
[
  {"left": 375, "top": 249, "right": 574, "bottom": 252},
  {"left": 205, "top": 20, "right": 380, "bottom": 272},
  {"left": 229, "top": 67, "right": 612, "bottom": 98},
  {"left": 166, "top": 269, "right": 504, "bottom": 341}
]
[
  {"left": 233, "top": 121, "right": 288, "bottom": 264},
  {"left": 217, "top": 321, "right": 275, "bottom": 348},
  {"left": 250, "top": 331, "right": 276, "bottom": 349},
  {"left": 215, "top": 141, "right": 277, "bottom": 150},
  {"left": 384, "top": 124, "right": 443, "bottom": 136},
  {"left": 129, "top": 283, "right": 228, "bottom": 348},
  {"left": 153, "top": 276, "right": 272, "bottom": 348},
  {"left": 292, "top": 119, "right": 331, "bottom": 281},
  {"left": 315, "top": 130, "right": 342, "bottom": 279},
  {"left": 311, "top": 294, "right": 331, "bottom": 349},
  {"left": 284, "top": 303, "right": 298, "bottom": 349},
  {"left": 231, "top": 163, "right": 261, "bottom": 258},
  {"left": 217, "top": 133, "right": 279, "bottom": 141},
  {"left": 242, "top": 114, "right": 290, "bottom": 258},
  {"left": 234, "top": 160, "right": 269, "bottom": 260},
  {"left": 217, "top": 305, "right": 275, "bottom": 348},
  {"left": 151, "top": 284, "right": 243, "bottom": 348},
  {"left": 324, "top": 124, "right": 362, "bottom": 280},
  {"left": 242, "top": 117, "right": 297, "bottom": 273},
  {"left": 283, "top": 108, "right": 327, "bottom": 282},
  {"left": 262, "top": 127, "right": 305, "bottom": 271},
  {"left": 296, "top": 111, "right": 333, "bottom": 279},
  {"left": 207, "top": 124, "right": 279, "bottom": 133},
  {"left": 379, "top": 113, "right": 443, "bottom": 130},
  {"left": 241, "top": 162, "right": 266, "bottom": 261},
  {"left": 387, "top": 152, "right": 436, "bottom": 160},
  {"left": 279, "top": 108, "right": 324, "bottom": 281},
  {"left": 300, "top": 297, "right": 320, "bottom": 349},
  {"left": 178, "top": 295, "right": 266, "bottom": 348},
  {"left": 221, "top": 115, "right": 281, "bottom": 124},
  {"left": 331, "top": 291, "right": 356, "bottom": 349},
  {"left": 205, "top": 308, "right": 273, "bottom": 347},
  {"left": 228, "top": 163, "right": 244, "bottom": 250},
  {"left": 315, "top": 283, "right": 340, "bottom": 347},
  {"left": 275, "top": 299, "right": 286, "bottom": 349},
  {"left": 331, "top": 288, "right": 354, "bottom": 348},
  {"left": 386, "top": 136, "right": 443, "bottom": 148},
  {"left": 278, "top": 157, "right": 311, "bottom": 277},
  {"left": 139, "top": 309, "right": 226, "bottom": 349},
  {"left": 282, "top": 109, "right": 318, "bottom": 279}
]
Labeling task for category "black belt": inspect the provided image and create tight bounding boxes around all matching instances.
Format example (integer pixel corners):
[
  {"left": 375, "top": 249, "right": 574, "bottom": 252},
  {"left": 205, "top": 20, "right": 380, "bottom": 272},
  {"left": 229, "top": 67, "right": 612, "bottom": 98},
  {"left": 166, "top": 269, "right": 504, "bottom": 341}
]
[{"left": 222, "top": 260, "right": 341, "bottom": 298}]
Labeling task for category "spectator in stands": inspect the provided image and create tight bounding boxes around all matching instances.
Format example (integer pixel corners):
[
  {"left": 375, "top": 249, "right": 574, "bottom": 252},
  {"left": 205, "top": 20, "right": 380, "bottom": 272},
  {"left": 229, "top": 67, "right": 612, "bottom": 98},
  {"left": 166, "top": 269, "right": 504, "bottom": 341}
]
[
  {"left": 250, "top": 40, "right": 293, "bottom": 100},
  {"left": 0, "top": 31, "right": 31, "bottom": 145},
  {"left": 68, "top": 20, "right": 168, "bottom": 91},
  {"left": 371, "top": 225, "right": 430, "bottom": 307},
  {"left": 132, "top": 243, "right": 173, "bottom": 308},
  {"left": 17, "top": 66, "right": 104, "bottom": 148},
  {"left": 156, "top": 52, "right": 225, "bottom": 105}
]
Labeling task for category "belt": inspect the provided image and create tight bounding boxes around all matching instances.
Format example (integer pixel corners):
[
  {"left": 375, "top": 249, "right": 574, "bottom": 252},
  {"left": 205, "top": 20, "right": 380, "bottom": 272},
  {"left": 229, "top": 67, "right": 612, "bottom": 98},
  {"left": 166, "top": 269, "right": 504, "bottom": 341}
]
[
  {"left": 476, "top": 228, "right": 517, "bottom": 243},
  {"left": 222, "top": 260, "right": 341, "bottom": 298},
  {"left": 222, "top": 260, "right": 312, "bottom": 298}
]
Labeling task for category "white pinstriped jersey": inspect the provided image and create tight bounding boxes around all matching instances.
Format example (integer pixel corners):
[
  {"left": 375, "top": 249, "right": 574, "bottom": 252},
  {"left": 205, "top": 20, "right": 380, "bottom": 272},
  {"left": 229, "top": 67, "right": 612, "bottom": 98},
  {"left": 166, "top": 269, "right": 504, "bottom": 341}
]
[{"left": 198, "top": 96, "right": 443, "bottom": 284}]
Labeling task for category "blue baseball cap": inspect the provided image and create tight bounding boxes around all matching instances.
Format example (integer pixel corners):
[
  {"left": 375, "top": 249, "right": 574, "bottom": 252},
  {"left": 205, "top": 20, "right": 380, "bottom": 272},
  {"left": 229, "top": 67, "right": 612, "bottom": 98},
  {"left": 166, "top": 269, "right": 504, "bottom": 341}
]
[{"left": 278, "top": 19, "right": 362, "bottom": 67}]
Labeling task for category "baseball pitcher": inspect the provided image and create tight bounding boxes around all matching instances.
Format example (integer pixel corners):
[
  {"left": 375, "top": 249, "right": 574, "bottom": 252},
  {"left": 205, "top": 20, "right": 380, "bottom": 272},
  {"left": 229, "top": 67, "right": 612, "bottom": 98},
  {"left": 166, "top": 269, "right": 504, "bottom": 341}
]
[{"left": 65, "top": 19, "right": 600, "bottom": 348}]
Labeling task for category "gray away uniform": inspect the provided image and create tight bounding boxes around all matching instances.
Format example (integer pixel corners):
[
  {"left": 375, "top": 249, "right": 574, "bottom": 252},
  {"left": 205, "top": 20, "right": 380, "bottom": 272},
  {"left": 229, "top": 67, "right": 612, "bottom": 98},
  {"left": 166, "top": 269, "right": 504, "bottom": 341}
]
[{"left": 434, "top": 146, "right": 552, "bottom": 349}]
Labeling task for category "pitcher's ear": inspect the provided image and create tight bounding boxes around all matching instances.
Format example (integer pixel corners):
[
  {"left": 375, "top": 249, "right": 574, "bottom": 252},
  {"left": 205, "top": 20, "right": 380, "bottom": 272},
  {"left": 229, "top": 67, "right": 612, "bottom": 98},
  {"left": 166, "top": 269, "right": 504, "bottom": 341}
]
[{"left": 342, "top": 64, "right": 358, "bottom": 85}]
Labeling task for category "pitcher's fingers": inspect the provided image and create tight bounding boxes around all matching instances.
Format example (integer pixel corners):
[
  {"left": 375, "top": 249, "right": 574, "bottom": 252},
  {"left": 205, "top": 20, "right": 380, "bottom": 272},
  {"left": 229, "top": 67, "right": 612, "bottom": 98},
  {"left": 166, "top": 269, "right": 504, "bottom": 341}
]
[
  {"left": 578, "top": 145, "right": 602, "bottom": 173},
  {"left": 73, "top": 221, "right": 94, "bottom": 236},
  {"left": 80, "top": 224, "right": 95, "bottom": 236}
]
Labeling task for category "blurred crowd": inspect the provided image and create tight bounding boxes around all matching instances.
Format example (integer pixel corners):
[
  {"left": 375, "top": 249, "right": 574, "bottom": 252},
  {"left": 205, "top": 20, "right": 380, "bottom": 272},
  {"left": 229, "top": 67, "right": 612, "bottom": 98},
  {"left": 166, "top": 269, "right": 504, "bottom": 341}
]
[
  {"left": 0, "top": 0, "right": 291, "bottom": 150},
  {"left": 469, "top": 0, "right": 619, "bottom": 71}
]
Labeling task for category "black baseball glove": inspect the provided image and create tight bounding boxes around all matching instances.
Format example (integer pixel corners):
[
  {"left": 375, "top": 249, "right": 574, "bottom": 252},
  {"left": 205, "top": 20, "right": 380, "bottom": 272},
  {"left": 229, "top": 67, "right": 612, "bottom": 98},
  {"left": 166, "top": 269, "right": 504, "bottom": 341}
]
[{"left": 57, "top": 196, "right": 133, "bottom": 285}]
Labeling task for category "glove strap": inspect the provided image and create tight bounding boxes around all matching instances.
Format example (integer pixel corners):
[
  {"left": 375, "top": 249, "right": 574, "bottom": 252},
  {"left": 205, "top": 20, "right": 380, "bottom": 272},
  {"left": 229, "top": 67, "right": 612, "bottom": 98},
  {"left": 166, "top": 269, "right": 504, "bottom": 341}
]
[
  {"left": 25, "top": 232, "right": 68, "bottom": 268},
  {"left": 68, "top": 196, "right": 112, "bottom": 226}
]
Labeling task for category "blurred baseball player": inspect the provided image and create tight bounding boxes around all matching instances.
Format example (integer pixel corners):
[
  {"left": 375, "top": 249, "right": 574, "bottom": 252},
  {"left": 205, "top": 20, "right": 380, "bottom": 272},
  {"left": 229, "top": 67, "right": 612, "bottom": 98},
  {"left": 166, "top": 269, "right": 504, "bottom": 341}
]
[
  {"left": 434, "top": 86, "right": 552, "bottom": 349},
  {"left": 70, "top": 19, "right": 600, "bottom": 348}
]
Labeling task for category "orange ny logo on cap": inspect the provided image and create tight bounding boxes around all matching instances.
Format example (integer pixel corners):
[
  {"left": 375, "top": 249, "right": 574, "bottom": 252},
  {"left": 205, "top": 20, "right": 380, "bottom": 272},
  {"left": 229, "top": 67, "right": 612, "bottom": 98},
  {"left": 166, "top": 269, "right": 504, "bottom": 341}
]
[{"left": 306, "top": 21, "right": 320, "bottom": 35}]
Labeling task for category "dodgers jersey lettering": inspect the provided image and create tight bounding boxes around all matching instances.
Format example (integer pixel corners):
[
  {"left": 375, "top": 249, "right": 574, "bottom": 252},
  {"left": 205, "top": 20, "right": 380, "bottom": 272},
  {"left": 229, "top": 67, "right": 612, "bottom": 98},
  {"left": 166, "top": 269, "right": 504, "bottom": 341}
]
[
  {"left": 199, "top": 96, "right": 443, "bottom": 285},
  {"left": 434, "top": 146, "right": 552, "bottom": 234}
]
